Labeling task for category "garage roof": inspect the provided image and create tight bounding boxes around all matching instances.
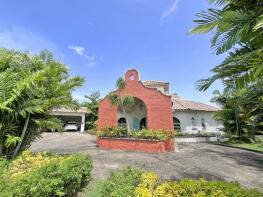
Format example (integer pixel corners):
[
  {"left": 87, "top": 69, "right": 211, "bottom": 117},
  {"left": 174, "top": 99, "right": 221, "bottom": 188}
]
[{"left": 52, "top": 107, "right": 88, "bottom": 113}]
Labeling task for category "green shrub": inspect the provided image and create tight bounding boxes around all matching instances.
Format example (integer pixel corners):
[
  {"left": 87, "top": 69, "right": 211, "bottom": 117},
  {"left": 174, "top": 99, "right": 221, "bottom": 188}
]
[
  {"left": 174, "top": 132, "right": 217, "bottom": 137},
  {"left": 130, "top": 129, "right": 168, "bottom": 141},
  {"left": 98, "top": 127, "right": 171, "bottom": 141},
  {"left": 0, "top": 151, "right": 93, "bottom": 197},
  {"left": 96, "top": 166, "right": 142, "bottom": 197},
  {"left": 98, "top": 126, "right": 127, "bottom": 138},
  {"left": 135, "top": 172, "right": 262, "bottom": 197}
]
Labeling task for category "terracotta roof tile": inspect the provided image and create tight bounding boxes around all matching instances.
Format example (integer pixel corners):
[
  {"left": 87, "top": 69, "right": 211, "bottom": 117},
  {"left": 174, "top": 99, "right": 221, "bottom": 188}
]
[
  {"left": 172, "top": 97, "right": 218, "bottom": 112},
  {"left": 52, "top": 107, "right": 88, "bottom": 113},
  {"left": 142, "top": 80, "right": 169, "bottom": 92}
]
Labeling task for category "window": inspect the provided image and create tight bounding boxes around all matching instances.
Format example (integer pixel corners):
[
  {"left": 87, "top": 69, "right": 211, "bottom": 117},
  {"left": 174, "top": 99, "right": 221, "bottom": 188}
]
[
  {"left": 129, "top": 74, "right": 134, "bottom": 80},
  {"left": 191, "top": 117, "right": 196, "bottom": 126},
  {"left": 191, "top": 117, "right": 197, "bottom": 131},
  {"left": 201, "top": 118, "right": 207, "bottom": 131},
  {"left": 173, "top": 117, "right": 181, "bottom": 131},
  {"left": 118, "top": 118, "right": 127, "bottom": 128},
  {"left": 140, "top": 117, "right": 147, "bottom": 130}
]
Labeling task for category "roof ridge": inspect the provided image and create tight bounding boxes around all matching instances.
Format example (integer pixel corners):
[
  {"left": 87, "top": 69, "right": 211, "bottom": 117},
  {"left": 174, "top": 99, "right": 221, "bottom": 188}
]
[{"left": 173, "top": 98, "right": 188, "bottom": 109}]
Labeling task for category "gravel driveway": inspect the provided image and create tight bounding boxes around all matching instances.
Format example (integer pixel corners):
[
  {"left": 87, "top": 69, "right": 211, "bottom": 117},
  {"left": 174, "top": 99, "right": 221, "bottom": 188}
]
[{"left": 31, "top": 132, "right": 263, "bottom": 191}]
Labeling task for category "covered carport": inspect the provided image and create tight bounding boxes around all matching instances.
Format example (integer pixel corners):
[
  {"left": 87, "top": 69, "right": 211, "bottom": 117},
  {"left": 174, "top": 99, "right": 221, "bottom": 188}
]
[{"left": 51, "top": 107, "right": 87, "bottom": 132}]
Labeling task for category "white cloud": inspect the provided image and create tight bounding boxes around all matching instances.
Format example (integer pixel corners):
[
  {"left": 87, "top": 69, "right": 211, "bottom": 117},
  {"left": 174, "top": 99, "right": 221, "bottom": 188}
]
[
  {"left": 0, "top": 25, "right": 61, "bottom": 55},
  {"left": 68, "top": 45, "right": 85, "bottom": 56},
  {"left": 68, "top": 45, "right": 102, "bottom": 68},
  {"left": 160, "top": 0, "right": 179, "bottom": 24}
]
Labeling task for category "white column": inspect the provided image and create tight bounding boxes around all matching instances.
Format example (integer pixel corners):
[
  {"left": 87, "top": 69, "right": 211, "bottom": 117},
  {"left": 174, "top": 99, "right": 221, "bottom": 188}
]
[{"left": 80, "top": 114, "right": 85, "bottom": 133}]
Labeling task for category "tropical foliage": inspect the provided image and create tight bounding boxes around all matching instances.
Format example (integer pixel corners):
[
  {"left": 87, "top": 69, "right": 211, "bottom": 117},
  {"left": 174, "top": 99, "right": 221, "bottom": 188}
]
[
  {"left": 82, "top": 91, "right": 101, "bottom": 130},
  {"left": 0, "top": 151, "right": 92, "bottom": 197},
  {"left": 0, "top": 48, "right": 84, "bottom": 158},
  {"left": 211, "top": 80, "right": 263, "bottom": 141},
  {"left": 108, "top": 77, "right": 135, "bottom": 132},
  {"left": 190, "top": 0, "right": 263, "bottom": 90},
  {"left": 190, "top": 0, "right": 263, "bottom": 141}
]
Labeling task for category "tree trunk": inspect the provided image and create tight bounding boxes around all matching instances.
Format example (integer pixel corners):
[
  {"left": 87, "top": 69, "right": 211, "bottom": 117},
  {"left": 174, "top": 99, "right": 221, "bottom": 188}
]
[
  {"left": 12, "top": 113, "right": 30, "bottom": 159},
  {"left": 122, "top": 105, "right": 131, "bottom": 132},
  {"left": 234, "top": 105, "right": 241, "bottom": 141},
  {"left": 0, "top": 135, "right": 3, "bottom": 156},
  {"left": 119, "top": 95, "right": 131, "bottom": 132}
]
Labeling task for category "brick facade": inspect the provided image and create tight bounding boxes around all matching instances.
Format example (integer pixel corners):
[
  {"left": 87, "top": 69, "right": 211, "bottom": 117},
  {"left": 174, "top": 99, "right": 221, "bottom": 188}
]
[{"left": 97, "top": 69, "right": 174, "bottom": 131}]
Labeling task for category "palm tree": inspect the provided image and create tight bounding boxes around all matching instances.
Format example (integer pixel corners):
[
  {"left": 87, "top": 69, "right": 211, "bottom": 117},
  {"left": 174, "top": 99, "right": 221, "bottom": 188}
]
[
  {"left": 190, "top": 0, "right": 263, "bottom": 90},
  {"left": 108, "top": 77, "right": 134, "bottom": 132},
  {"left": 0, "top": 49, "right": 84, "bottom": 158},
  {"left": 211, "top": 80, "right": 263, "bottom": 140}
]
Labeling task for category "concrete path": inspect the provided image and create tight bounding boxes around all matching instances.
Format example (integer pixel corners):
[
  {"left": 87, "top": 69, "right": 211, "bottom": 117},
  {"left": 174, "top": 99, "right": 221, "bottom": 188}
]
[{"left": 31, "top": 132, "right": 263, "bottom": 191}]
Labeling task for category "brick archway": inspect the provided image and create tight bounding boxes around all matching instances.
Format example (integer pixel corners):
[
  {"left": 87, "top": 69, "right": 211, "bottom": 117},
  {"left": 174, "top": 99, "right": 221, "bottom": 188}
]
[{"left": 97, "top": 69, "right": 174, "bottom": 131}]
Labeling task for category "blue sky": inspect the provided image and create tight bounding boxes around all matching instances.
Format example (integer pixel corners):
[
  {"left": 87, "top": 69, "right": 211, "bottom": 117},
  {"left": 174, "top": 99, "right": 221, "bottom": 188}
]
[{"left": 0, "top": 0, "right": 224, "bottom": 104}]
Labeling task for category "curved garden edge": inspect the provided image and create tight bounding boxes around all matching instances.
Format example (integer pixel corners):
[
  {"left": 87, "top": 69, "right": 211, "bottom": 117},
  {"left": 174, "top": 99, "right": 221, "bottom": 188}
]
[{"left": 213, "top": 143, "right": 263, "bottom": 155}]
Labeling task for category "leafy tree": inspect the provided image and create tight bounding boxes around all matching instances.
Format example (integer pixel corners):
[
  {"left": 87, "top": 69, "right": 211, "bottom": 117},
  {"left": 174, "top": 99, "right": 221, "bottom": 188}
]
[
  {"left": 211, "top": 80, "right": 263, "bottom": 140},
  {"left": 108, "top": 77, "right": 134, "bottom": 132},
  {"left": 83, "top": 91, "right": 101, "bottom": 130},
  {"left": 190, "top": 0, "right": 263, "bottom": 90},
  {"left": 0, "top": 48, "right": 84, "bottom": 158}
]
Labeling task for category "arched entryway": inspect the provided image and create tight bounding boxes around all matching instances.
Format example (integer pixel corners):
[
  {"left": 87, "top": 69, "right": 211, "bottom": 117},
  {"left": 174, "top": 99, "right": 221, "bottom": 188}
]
[
  {"left": 118, "top": 117, "right": 127, "bottom": 127},
  {"left": 173, "top": 117, "right": 181, "bottom": 131},
  {"left": 118, "top": 97, "right": 147, "bottom": 130},
  {"left": 140, "top": 117, "right": 147, "bottom": 130}
]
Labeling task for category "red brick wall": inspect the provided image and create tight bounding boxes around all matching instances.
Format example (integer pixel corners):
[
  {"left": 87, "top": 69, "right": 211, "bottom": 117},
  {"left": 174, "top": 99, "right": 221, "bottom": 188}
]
[
  {"left": 97, "top": 98, "right": 118, "bottom": 129},
  {"left": 97, "top": 138, "right": 166, "bottom": 153},
  {"left": 97, "top": 69, "right": 174, "bottom": 131}
]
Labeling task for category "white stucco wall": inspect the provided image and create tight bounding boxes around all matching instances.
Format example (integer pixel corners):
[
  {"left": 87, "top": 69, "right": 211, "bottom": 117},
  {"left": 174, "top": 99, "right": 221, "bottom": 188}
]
[
  {"left": 118, "top": 103, "right": 147, "bottom": 129},
  {"left": 173, "top": 111, "right": 222, "bottom": 133}
]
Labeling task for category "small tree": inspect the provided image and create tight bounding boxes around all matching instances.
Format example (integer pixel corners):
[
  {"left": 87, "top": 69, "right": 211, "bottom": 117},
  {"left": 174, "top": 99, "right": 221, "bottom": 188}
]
[
  {"left": 83, "top": 91, "right": 101, "bottom": 130},
  {"left": 108, "top": 77, "right": 134, "bottom": 132}
]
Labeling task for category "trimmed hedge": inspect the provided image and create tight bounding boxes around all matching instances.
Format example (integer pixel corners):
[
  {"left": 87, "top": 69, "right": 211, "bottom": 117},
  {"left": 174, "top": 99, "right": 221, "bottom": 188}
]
[
  {"left": 174, "top": 132, "right": 217, "bottom": 137},
  {"left": 0, "top": 151, "right": 93, "bottom": 197},
  {"left": 135, "top": 172, "right": 262, "bottom": 197}
]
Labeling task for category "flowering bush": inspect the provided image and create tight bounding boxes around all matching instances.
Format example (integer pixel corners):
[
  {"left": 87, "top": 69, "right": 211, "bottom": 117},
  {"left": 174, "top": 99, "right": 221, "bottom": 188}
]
[
  {"left": 98, "top": 127, "right": 171, "bottom": 141},
  {"left": 135, "top": 172, "right": 262, "bottom": 197},
  {"left": 0, "top": 151, "right": 93, "bottom": 197}
]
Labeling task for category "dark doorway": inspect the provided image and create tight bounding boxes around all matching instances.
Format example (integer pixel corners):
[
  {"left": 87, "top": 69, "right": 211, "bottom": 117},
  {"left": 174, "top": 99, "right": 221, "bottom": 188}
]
[
  {"left": 118, "top": 117, "right": 127, "bottom": 127},
  {"left": 140, "top": 117, "right": 147, "bottom": 130}
]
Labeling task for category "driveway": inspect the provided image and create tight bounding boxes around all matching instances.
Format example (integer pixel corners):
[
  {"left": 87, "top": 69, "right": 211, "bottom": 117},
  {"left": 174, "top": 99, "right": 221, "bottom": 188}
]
[{"left": 31, "top": 132, "right": 263, "bottom": 191}]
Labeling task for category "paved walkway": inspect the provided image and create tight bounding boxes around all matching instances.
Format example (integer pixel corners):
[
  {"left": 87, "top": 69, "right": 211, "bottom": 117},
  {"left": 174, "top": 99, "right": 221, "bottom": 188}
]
[{"left": 31, "top": 132, "right": 263, "bottom": 191}]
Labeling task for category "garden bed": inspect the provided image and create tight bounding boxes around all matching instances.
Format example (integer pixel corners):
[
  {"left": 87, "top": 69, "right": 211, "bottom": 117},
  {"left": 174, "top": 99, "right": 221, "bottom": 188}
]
[
  {"left": 97, "top": 137, "right": 174, "bottom": 153},
  {"left": 97, "top": 127, "right": 175, "bottom": 153}
]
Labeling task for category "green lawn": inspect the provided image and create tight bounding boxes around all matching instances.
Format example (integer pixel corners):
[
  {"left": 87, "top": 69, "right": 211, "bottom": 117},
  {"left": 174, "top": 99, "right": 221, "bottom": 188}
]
[{"left": 230, "top": 143, "right": 263, "bottom": 152}]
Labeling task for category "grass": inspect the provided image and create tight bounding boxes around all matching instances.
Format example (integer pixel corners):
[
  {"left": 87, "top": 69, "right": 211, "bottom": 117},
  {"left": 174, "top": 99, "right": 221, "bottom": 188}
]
[{"left": 229, "top": 143, "right": 263, "bottom": 152}]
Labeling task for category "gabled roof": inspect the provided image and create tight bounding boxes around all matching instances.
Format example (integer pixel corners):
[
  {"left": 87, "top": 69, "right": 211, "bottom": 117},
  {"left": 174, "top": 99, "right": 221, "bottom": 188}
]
[
  {"left": 142, "top": 80, "right": 169, "bottom": 92},
  {"left": 172, "top": 97, "right": 218, "bottom": 112}
]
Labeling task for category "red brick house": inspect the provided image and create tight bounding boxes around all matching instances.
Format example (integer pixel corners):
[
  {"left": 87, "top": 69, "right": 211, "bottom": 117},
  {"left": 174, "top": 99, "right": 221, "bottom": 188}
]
[{"left": 97, "top": 69, "right": 174, "bottom": 132}]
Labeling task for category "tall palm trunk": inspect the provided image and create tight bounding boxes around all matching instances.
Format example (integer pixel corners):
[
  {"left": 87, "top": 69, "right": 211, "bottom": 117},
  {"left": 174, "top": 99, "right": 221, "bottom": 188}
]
[
  {"left": 120, "top": 95, "right": 131, "bottom": 132},
  {"left": 12, "top": 113, "right": 30, "bottom": 159}
]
